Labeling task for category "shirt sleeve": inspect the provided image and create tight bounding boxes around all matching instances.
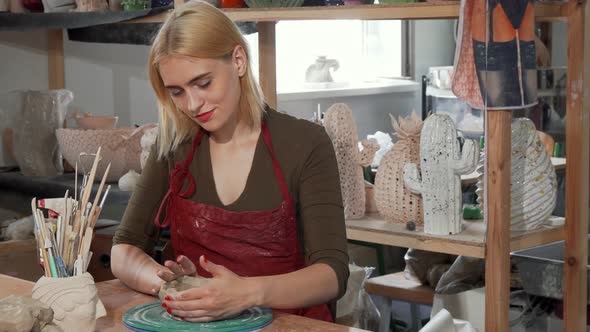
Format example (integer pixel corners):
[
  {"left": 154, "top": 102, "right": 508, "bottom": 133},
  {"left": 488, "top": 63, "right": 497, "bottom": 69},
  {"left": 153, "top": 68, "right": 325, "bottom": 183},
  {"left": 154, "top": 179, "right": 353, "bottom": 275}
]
[
  {"left": 298, "top": 126, "right": 350, "bottom": 300},
  {"left": 113, "top": 145, "right": 169, "bottom": 253}
]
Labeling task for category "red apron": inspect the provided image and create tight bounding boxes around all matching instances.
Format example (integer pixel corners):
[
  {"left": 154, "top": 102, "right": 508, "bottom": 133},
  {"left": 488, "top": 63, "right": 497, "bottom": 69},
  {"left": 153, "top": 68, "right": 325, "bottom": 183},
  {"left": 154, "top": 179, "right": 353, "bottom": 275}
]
[{"left": 155, "top": 122, "right": 333, "bottom": 322}]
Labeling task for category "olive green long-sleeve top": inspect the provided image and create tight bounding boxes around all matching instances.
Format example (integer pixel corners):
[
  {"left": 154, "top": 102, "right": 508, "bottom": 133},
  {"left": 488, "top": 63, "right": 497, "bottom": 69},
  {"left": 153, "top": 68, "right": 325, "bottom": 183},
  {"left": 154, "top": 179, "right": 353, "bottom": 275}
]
[{"left": 113, "top": 109, "right": 350, "bottom": 298}]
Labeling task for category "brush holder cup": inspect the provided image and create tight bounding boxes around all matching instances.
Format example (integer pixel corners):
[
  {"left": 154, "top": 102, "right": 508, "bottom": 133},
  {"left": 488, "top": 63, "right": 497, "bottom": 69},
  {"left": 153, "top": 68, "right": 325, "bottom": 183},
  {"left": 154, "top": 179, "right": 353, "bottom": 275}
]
[{"left": 32, "top": 273, "right": 106, "bottom": 332}]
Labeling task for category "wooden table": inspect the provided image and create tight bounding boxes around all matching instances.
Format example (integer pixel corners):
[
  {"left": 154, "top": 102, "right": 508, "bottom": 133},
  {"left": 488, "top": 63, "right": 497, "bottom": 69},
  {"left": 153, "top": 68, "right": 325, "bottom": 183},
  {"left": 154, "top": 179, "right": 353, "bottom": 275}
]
[{"left": 0, "top": 274, "right": 368, "bottom": 332}]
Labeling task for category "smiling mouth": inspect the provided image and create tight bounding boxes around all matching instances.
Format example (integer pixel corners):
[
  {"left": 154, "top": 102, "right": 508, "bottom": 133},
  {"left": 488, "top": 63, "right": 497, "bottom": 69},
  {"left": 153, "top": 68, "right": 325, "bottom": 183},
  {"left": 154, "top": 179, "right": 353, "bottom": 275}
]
[{"left": 195, "top": 109, "right": 215, "bottom": 122}]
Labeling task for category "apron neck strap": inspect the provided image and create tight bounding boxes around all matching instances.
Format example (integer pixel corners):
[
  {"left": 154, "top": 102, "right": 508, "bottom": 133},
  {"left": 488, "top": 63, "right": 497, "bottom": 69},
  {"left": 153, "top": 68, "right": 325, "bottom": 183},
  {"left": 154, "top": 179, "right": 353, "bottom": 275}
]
[
  {"left": 183, "top": 129, "right": 206, "bottom": 168},
  {"left": 260, "top": 121, "right": 292, "bottom": 203}
]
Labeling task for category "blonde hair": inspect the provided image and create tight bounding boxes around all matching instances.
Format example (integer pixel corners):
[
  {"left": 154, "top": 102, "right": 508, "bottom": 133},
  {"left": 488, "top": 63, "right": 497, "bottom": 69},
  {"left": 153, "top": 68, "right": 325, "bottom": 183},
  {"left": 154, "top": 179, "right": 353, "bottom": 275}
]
[{"left": 148, "top": 0, "right": 265, "bottom": 159}]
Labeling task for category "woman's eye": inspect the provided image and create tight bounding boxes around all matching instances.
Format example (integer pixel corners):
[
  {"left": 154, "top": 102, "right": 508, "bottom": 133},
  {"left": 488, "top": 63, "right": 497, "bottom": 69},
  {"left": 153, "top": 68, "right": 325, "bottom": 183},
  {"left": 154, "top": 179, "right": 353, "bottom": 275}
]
[
  {"left": 169, "top": 89, "right": 183, "bottom": 97},
  {"left": 197, "top": 80, "right": 211, "bottom": 88}
]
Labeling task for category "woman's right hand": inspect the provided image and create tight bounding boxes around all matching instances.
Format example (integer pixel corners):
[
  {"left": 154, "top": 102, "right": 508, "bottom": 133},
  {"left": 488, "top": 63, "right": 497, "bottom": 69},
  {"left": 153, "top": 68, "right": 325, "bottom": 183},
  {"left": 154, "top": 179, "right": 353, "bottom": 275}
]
[{"left": 157, "top": 255, "right": 197, "bottom": 282}]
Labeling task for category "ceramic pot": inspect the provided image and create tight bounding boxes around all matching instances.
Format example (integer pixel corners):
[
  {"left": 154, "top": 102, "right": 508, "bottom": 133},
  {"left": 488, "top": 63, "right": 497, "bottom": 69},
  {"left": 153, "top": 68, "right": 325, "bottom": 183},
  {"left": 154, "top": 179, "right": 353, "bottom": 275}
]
[{"left": 56, "top": 127, "right": 145, "bottom": 182}]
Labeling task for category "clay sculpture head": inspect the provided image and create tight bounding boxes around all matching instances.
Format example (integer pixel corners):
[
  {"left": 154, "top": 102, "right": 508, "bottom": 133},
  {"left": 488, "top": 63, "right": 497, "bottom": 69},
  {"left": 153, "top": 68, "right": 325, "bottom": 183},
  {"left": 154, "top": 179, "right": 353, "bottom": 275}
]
[{"left": 32, "top": 273, "right": 106, "bottom": 332}]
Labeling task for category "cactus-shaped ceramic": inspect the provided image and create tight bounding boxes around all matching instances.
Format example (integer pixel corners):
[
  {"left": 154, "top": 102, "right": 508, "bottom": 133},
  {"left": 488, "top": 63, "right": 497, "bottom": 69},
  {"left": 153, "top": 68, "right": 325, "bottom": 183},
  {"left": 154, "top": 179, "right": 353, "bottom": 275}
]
[
  {"left": 403, "top": 114, "right": 479, "bottom": 235},
  {"left": 476, "top": 118, "right": 557, "bottom": 231},
  {"left": 374, "top": 112, "right": 424, "bottom": 226},
  {"left": 324, "top": 103, "right": 379, "bottom": 219}
]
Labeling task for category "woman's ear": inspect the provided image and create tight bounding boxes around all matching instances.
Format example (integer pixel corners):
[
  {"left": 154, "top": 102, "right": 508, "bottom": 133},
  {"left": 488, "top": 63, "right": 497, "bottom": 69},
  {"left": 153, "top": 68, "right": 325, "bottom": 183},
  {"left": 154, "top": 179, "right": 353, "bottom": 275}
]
[{"left": 232, "top": 45, "right": 247, "bottom": 77}]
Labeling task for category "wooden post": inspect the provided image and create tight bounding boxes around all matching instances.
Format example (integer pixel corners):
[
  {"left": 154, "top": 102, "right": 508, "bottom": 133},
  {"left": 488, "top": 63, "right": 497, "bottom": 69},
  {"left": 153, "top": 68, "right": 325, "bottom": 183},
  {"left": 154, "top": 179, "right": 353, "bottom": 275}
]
[
  {"left": 257, "top": 22, "right": 277, "bottom": 109},
  {"left": 47, "top": 30, "right": 64, "bottom": 90},
  {"left": 564, "top": 0, "right": 589, "bottom": 330},
  {"left": 587, "top": 3, "right": 590, "bottom": 212},
  {"left": 484, "top": 110, "right": 512, "bottom": 332}
]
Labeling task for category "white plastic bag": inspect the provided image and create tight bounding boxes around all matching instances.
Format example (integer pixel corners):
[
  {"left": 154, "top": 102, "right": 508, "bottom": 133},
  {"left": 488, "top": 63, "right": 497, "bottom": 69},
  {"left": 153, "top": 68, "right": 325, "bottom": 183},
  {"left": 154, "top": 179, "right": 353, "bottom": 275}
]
[{"left": 336, "top": 263, "right": 380, "bottom": 330}]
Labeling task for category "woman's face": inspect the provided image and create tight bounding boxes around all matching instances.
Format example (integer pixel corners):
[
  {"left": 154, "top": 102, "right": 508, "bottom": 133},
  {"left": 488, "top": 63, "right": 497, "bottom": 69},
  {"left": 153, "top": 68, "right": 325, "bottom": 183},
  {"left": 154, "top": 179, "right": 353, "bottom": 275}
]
[{"left": 158, "top": 46, "right": 246, "bottom": 133}]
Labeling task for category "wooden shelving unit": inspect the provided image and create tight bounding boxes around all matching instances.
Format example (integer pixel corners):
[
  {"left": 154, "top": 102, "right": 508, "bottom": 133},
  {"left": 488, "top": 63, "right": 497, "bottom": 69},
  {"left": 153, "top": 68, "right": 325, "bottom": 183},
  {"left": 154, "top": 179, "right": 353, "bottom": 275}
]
[
  {"left": 127, "top": 2, "right": 567, "bottom": 23},
  {"left": 1, "top": 0, "right": 587, "bottom": 330},
  {"left": 346, "top": 214, "right": 565, "bottom": 258}
]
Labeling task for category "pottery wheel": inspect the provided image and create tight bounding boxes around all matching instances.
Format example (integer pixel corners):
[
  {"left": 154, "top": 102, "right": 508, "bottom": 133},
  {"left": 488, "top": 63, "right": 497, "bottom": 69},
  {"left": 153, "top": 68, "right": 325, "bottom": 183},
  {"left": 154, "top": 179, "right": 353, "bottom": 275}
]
[{"left": 123, "top": 302, "right": 273, "bottom": 332}]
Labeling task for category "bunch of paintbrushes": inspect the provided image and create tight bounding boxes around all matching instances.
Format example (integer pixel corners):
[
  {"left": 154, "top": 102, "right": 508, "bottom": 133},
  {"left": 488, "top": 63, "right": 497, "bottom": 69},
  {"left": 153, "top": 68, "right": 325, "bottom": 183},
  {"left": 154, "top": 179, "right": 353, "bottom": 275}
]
[{"left": 31, "top": 147, "right": 111, "bottom": 278}]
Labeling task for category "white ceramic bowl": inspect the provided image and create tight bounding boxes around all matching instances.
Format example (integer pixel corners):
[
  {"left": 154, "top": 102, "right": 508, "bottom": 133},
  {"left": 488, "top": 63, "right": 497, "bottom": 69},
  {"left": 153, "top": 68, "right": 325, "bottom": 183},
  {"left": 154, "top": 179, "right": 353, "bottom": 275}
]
[{"left": 74, "top": 115, "right": 119, "bottom": 130}]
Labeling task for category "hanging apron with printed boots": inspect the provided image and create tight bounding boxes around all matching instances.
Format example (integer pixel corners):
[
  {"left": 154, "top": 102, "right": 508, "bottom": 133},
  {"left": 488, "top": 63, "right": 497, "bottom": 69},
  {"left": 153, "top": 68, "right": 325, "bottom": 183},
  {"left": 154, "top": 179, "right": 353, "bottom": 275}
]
[
  {"left": 155, "top": 122, "right": 333, "bottom": 322},
  {"left": 452, "top": 0, "right": 538, "bottom": 110}
]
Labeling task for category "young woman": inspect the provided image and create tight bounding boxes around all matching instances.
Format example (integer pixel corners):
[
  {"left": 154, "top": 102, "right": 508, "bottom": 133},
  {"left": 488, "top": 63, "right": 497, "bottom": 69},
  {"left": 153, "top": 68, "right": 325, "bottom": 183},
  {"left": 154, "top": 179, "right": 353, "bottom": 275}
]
[{"left": 110, "top": 0, "right": 349, "bottom": 323}]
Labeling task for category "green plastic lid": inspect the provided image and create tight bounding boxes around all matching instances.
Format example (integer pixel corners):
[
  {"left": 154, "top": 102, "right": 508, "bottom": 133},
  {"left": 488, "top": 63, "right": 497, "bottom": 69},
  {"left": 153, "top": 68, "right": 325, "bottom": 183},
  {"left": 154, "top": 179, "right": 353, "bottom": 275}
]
[{"left": 123, "top": 302, "right": 273, "bottom": 332}]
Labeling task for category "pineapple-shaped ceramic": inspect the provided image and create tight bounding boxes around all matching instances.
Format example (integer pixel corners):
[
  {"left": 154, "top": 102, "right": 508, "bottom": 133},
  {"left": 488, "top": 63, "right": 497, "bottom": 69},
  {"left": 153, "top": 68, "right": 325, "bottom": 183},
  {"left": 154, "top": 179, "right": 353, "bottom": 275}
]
[{"left": 374, "top": 112, "right": 424, "bottom": 226}]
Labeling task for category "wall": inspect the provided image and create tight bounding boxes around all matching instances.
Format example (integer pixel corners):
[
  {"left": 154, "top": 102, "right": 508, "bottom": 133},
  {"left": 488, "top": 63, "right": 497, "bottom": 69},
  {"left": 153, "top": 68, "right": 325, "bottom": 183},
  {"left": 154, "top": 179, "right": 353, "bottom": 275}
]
[
  {"left": 278, "top": 82, "right": 420, "bottom": 139},
  {"left": 0, "top": 21, "right": 456, "bottom": 150},
  {"left": 412, "top": 20, "right": 456, "bottom": 81}
]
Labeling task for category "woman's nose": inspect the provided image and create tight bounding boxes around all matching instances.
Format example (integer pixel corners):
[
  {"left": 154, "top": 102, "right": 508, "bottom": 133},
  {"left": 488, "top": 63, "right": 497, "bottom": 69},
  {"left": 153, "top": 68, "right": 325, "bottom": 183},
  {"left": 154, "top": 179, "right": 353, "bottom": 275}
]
[{"left": 186, "top": 90, "right": 203, "bottom": 113}]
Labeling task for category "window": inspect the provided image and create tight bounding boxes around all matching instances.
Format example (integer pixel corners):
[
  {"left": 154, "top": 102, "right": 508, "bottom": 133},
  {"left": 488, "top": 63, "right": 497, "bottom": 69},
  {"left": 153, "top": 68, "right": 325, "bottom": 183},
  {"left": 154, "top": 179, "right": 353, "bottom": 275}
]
[{"left": 244, "top": 20, "right": 403, "bottom": 92}]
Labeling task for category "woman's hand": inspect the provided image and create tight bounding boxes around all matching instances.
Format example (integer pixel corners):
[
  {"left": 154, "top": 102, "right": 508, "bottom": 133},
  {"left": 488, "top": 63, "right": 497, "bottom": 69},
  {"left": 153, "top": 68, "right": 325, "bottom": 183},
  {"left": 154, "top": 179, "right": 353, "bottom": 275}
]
[
  {"left": 162, "top": 255, "right": 260, "bottom": 322},
  {"left": 152, "top": 255, "right": 197, "bottom": 294}
]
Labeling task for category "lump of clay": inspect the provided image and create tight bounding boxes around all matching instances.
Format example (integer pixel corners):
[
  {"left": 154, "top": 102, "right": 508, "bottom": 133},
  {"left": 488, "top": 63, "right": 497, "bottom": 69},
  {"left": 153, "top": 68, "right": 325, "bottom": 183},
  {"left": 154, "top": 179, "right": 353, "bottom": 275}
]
[
  {"left": 0, "top": 215, "right": 35, "bottom": 241},
  {"left": 0, "top": 295, "right": 62, "bottom": 332},
  {"left": 159, "top": 276, "right": 209, "bottom": 301}
]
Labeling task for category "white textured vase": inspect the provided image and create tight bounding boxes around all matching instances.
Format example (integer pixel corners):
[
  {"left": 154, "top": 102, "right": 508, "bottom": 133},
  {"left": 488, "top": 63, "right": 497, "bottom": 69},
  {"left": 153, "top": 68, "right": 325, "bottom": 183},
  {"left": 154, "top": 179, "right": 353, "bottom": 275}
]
[
  {"left": 32, "top": 273, "right": 106, "bottom": 332},
  {"left": 476, "top": 118, "right": 557, "bottom": 231},
  {"left": 324, "top": 103, "right": 379, "bottom": 219},
  {"left": 403, "top": 114, "right": 479, "bottom": 235}
]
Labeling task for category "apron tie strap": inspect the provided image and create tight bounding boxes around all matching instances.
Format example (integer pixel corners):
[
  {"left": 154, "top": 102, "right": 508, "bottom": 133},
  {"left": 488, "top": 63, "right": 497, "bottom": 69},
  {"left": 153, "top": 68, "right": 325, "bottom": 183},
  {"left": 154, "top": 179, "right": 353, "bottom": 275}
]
[
  {"left": 155, "top": 189, "right": 173, "bottom": 228},
  {"left": 154, "top": 130, "right": 205, "bottom": 228}
]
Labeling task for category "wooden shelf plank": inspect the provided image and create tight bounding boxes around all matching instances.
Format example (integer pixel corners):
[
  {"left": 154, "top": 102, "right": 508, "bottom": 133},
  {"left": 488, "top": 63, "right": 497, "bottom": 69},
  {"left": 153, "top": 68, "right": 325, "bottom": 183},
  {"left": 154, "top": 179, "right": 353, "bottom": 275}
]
[
  {"left": 128, "top": 2, "right": 566, "bottom": 24},
  {"left": 0, "top": 7, "right": 170, "bottom": 31},
  {"left": 346, "top": 213, "right": 565, "bottom": 258}
]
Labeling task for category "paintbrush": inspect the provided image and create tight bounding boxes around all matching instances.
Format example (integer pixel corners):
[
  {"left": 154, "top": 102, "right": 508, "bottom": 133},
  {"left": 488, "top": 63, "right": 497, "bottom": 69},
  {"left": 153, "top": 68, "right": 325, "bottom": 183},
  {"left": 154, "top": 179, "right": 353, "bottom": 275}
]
[
  {"left": 88, "top": 163, "right": 110, "bottom": 229},
  {"left": 73, "top": 148, "right": 101, "bottom": 239},
  {"left": 31, "top": 199, "right": 50, "bottom": 277},
  {"left": 74, "top": 162, "right": 78, "bottom": 203}
]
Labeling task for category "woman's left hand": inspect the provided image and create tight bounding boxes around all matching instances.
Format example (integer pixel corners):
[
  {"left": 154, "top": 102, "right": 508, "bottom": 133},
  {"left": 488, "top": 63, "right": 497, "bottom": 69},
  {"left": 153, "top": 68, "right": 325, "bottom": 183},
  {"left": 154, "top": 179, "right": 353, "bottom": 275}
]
[{"left": 163, "top": 255, "right": 261, "bottom": 322}]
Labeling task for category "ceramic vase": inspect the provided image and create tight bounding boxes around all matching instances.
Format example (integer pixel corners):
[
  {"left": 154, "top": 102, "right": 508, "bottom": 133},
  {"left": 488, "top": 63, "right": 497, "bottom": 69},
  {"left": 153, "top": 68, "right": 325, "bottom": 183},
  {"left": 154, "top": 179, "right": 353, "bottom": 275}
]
[
  {"left": 32, "top": 273, "right": 106, "bottom": 332},
  {"left": 476, "top": 118, "right": 557, "bottom": 231},
  {"left": 324, "top": 103, "right": 379, "bottom": 219},
  {"left": 374, "top": 111, "right": 424, "bottom": 226},
  {"left": 305, "top": 56, "right": 339, "bottom": 83},
  {"left": 12, "top": 89, "right": 72, "bottom": 177},
  {"left": 403, "top": 114, "right": 479, "bottom": 235}
]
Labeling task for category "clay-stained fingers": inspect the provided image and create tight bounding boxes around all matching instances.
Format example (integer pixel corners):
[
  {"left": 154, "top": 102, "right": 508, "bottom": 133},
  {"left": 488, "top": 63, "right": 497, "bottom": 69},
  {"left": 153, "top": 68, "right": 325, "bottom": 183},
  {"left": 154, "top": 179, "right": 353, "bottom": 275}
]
[
  {"left": 176, "top": 255, "right": 197, "bottom": 275},
  {"left": 157, "top": 268, "right": 180, "bottom": 282}
]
